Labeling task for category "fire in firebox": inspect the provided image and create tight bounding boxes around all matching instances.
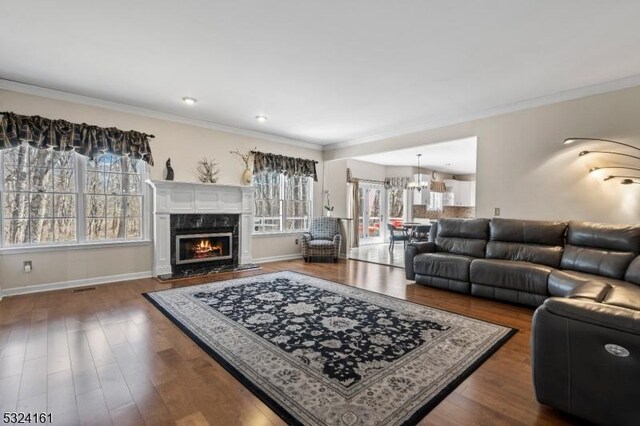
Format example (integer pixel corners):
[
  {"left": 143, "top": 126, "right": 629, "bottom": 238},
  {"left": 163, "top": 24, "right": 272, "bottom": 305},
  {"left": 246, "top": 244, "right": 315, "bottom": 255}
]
[{"left": 192, "top": 239, "right": 224, "bottom": 259}]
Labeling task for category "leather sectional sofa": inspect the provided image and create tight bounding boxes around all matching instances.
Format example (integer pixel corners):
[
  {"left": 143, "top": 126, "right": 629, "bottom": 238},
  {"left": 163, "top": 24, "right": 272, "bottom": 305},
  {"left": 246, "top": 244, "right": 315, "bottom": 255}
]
[{"left": 405, "top": 218, "right": 640, "bottom": 425}]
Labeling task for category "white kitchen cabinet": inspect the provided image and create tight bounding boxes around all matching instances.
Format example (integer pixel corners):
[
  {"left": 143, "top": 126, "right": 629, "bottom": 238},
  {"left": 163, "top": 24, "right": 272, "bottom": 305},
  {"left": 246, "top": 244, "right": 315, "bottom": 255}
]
[{"left": 443, "top": 179, "right": 476, "bottom": 207}]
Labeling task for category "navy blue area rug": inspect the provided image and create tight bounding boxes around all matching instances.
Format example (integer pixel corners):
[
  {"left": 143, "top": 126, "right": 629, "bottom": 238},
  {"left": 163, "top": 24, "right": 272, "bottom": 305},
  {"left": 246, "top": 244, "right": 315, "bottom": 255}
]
[{"left": 144, "top": 271, "right": 515, "bottom": 426}]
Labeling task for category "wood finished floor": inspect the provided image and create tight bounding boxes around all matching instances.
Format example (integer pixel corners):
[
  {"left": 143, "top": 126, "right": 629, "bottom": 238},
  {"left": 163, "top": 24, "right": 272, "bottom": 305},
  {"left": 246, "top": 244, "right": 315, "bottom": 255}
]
[{"left": 0, "top": 260, "right": 581, "bottom": 426}]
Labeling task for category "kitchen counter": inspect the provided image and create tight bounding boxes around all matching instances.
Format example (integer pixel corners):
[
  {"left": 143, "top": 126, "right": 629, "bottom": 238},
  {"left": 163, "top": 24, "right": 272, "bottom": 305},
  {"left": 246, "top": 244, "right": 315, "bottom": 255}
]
[{"left": 412, "top": 205, "right": 475, "bottom": 219}]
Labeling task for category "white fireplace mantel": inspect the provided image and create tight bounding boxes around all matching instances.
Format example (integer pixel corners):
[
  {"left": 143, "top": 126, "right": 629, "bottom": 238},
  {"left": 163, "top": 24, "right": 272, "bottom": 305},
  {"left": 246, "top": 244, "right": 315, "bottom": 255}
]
[{"left": 146, "top": 180, "right": 254, "bottom": 276}]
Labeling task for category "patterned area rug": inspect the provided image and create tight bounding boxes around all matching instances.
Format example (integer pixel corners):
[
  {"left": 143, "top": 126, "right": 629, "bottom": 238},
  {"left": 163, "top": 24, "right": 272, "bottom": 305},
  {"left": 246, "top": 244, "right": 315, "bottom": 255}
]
[{"left": 144, "top": 271, "right": 515, "bottom": 426}]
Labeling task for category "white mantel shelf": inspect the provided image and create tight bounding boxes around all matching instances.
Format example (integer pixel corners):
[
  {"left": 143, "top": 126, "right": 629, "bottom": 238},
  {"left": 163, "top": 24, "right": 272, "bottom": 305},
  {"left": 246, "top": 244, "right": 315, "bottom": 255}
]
[{"left": 146, "top": 180, "right": 254, "bottom": 276}]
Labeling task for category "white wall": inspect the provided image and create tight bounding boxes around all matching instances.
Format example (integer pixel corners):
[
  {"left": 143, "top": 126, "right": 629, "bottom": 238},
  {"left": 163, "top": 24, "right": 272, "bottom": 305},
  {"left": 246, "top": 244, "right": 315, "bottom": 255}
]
[
  {"left": 325, "top": 85, "right": 640, "bottom": 225},
  {"left": 0, "top": 88, "right": 323, "bottom": 293}
]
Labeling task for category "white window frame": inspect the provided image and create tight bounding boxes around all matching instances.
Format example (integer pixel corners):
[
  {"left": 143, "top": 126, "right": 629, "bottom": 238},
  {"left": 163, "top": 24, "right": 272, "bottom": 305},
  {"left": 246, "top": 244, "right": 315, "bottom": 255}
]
[
  {"left": 0, "top": 146, "right": 151, "bottom": 253},
  {"left": 253, "top": 172, "right": 313, "bottom": 235}
]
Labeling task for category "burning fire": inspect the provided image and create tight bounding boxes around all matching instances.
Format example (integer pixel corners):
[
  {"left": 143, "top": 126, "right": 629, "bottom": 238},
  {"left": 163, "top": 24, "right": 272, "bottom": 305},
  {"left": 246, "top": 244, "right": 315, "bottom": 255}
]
[{"left": 192, "top": 239, "right": 223, "bottom": 259}]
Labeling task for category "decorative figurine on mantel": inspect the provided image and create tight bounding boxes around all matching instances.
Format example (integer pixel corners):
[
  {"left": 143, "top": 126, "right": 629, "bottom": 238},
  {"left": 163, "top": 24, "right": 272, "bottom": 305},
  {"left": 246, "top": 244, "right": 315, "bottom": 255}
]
[
  {"left": 195, "top": 157, "right": 220, "bottom": 183},
  {"left": 230, "top": 148, "right": 254, "bottom": 185},
  {"left": 164, "top": 158, "right": 175, "bottom": 181}
]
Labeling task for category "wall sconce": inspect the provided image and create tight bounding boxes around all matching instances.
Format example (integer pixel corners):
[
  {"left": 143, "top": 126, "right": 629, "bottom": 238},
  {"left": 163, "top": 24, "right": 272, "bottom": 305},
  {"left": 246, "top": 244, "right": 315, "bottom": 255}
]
[{"left": 567, "top": 137, "right": 640, "bottom": 185}]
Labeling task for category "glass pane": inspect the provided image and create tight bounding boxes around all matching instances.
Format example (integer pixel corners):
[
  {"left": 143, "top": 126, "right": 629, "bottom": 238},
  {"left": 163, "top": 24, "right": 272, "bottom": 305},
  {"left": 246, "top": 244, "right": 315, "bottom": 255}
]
[
  {"left": 122, "top": 156, "right": 141, "bottom": 174},
  {"left": 107, "top": 196, "right": 124, "bottom": 217},
  {"left": 86, "top": 158, "right": 101, "bottom": 172},
  {"left": 55, "top": 219, "right": 76, "bottom": 242},
  {"left": 126, "top": 218, "right": 142, "bottom": 238},
  {"left": 105, "top": 173, "right": 122, "bottom": 195},
  {"left": 103, "top": 155, "right": 122, "bottom": 173},
  {"left": 3, "top": 163, "right": 29, "bottom": 192},
  {"left": 30, "top": 219, "right": 53, "bottom": 243},
  {"left": 86, "top": 195, "right": 106, "bottom": 217},
  {"left": 55, "top": 194, "right": 76, "bottom": 218},
  {"left": 4, "top": 192, "right": 29, "bottom": 218},
  {"left": 3, "top": 219, "right": 29, "bottom": 245},
  {"left": 106, "top": 217, "right": 125, "bottom": 239},
  {"left": 86, "top": 171, "right": 105, "bottom": 193},
  {"left": 54, "top": 168, "right": 76, "bottom": 192},
  {"left": 53, "top": 150, "right": 75, "bottom": 169},
  {"left": 122, "top": 174, "right": 141, "bottom": 194},
  {"left": 86, "top": 218, "right": 106, "bottom": 240},
  {"left": 30, "top": 193, "right": 54, "bottom": 218},
  {"left": 29, "top": 148, "right": 53, "bottom": 168},
  {"left": 125, "top": 196, "right": 142, "bottom": 217},
  {"left": 30, "top": 167, "right": 54, "bottom": 192},
  {"left": 3, "top": 146, "right": 28, "bottom": 165}
]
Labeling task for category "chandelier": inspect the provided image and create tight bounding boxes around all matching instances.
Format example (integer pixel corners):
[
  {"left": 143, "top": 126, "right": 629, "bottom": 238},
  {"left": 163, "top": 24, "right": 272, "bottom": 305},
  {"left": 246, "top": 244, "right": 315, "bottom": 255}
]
[{"left": 407, "top": 154, "right": 430, "bottom": 192}]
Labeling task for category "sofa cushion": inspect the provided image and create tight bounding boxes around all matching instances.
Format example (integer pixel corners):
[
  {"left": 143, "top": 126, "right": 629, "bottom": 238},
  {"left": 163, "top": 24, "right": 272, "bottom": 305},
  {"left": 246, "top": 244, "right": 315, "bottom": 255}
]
[
  {"left": 486, "top": 242, "right": 563, "bottom": 268},
  {"left": 624, "top": 256, "right": 640, "bottom": 285},
  {"left": 309, "top": 240, "right": 335, "bottom": 247},
  {"left": 560, "top": 245, "right": 635, "bottom": 279},
  {"left": 434, "top": 218, "right": 489, "bottom": 258},
  {"left": 548, "top": 269, "right": 634, "bottom": 297},
  {"left": 414, "top": 253, "right": 474, "bottom": 282},
  {"left": 437, "top": 218, "right": 490, "bottom": 239},
  {"left": 434, "top": 237, "right": 487, "bottom": 258},
  {"left": 490, "top": 218, "right": 567, "bottom": 246},
  {"left": 567, "top": 221, "right": 640, "bottom": 252},
  {"left": 470, "top": 259, "right": 553, "bottom": 295}
]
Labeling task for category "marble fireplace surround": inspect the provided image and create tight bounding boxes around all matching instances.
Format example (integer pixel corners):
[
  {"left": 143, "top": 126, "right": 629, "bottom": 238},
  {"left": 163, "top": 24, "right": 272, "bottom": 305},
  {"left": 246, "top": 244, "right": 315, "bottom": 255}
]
[{"left": 147, "top": 180, "right": 254, "bottom": 277}]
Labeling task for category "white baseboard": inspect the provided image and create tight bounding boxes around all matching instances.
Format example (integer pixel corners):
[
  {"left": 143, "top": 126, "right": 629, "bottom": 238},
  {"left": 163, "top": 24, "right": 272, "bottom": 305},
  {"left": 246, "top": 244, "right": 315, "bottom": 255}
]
[
  {"left": 253, "top": 254, "right": 303, "bottom": 264},
  {"left": 1, "top": 271, "right": 152, "bottom": 298}
]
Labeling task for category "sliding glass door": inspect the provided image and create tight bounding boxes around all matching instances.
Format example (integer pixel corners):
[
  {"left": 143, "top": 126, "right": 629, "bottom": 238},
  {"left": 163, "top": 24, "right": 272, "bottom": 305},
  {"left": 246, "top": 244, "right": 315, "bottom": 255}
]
[{"left": 358, "top": 183, "right": 384, "bottom": 245}]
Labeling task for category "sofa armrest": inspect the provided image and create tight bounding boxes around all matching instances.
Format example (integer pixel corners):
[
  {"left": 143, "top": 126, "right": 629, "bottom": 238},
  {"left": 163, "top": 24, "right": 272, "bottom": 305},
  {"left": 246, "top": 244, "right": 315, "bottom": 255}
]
[
  {"left": 404, "top": 242, "right": 436, "bottom": 280},
  {"left": 532, "top": 297, "right": 640, "bottom": 424},
  {"left": 566, "top": 280, "right": 612, "bottom": 303},
  {"left": 541, "top": 297, "right": 640, "bottom": 335}
]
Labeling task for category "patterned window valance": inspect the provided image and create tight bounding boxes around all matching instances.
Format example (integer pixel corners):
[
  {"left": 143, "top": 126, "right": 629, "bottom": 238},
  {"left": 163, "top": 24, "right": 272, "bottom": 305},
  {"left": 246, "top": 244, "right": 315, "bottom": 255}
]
[
  {"left": 0, "top": 111, "right": 154, "bottom": 165},
  {"left": 252, "top": 150, "right": 318, "bottom": 181},
  {"left": 384, "top": 177, "right": 410, "bottom": 189}
]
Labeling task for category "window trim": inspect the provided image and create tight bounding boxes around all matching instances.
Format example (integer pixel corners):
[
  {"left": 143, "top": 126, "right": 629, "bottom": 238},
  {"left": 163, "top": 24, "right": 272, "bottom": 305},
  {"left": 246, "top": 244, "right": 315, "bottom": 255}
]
[
  {"left": 253, "top": 172, "right": 313, "bottom": 235},
  {"left": 0, "top": 146, "right": 150, "bottom": 250}
]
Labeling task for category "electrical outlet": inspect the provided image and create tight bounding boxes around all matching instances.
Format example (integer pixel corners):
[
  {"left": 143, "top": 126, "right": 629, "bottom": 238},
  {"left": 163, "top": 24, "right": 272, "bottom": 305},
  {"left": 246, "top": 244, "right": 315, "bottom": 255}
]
[
  {"left": 494, "top": 207, "right": 501, "bottom": 216},
  {"left": 23, "top": 260, "right": 32, "bottom": 273},
  {"left": 295, "top": 238, "right": 299, "bottom": 245}
]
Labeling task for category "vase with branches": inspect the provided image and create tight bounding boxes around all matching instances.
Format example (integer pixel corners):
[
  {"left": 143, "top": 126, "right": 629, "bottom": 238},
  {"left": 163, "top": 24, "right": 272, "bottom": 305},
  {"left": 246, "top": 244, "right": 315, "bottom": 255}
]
[
  {"left": 230, "top": 149, "right": 254, "bottom": 185},
  {"left": 324, "top": 191, "right": 335, "bottom": 217}
]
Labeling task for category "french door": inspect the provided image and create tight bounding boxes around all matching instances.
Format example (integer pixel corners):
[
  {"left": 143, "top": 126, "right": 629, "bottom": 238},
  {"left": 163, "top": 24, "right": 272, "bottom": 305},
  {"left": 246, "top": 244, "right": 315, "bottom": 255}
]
[{"left": 358, "top": 183, "right": 385, "bottom": 245}]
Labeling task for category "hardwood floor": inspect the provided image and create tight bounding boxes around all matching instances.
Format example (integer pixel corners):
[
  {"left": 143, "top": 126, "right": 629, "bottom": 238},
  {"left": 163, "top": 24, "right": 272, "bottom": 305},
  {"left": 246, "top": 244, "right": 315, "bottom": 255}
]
[{"left": 0, "top": 260, "right": 581, "bottom": 425}]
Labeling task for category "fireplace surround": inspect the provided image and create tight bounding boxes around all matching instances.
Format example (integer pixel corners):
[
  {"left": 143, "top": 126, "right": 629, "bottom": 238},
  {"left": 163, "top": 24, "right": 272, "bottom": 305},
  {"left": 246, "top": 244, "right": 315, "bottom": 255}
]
[{"left": 147, "top": 180, "right": 254, "bottom": 277}]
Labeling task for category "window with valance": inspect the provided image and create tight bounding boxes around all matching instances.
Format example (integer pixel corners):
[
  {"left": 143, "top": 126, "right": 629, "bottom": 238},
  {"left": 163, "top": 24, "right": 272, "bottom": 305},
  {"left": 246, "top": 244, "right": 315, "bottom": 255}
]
[{"left": 0, "top": 112, "right": 153, "bottom": 248}]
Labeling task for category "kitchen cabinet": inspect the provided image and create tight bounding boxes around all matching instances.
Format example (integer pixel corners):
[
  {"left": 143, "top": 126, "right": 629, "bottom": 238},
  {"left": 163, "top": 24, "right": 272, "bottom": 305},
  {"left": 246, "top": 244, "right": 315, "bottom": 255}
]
[{"left": 443, "top": 179, "right": 476, "bottom": 207}]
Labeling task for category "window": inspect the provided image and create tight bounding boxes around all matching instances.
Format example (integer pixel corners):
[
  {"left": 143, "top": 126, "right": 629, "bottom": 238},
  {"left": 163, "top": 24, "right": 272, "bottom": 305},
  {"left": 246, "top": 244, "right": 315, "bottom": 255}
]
[
  {"left": 85, "top": 153, "right": 143, "bottom": 240},
  {"left": 0, "top": 145, "right": 145, "bottom": 248},
  {"left": 254, "top": 172, "right": 311, "bottom": 233},
  {"left": 387, "top": 188, "right": 405, "bottom": 225}
]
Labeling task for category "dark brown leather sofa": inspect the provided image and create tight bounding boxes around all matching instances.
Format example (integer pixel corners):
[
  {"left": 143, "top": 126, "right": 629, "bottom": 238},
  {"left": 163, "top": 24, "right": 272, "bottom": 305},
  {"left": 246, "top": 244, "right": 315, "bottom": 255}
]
[{"left": 405, "top": 218, "right": 640, "bottom": 425}]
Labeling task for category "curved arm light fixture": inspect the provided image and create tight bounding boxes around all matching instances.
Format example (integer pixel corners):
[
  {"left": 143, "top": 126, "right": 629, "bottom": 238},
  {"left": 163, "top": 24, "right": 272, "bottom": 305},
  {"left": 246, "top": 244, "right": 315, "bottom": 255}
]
[
  {"left": 589, "top": 166, "right": 640, "bottom": 173},
  {"left": 603, "top": 175, "right": 640, "bottom": 182},
  {"left": 564, "top": 137, "right": 640, "bottom": 152},
  {"left": 578, "top": 150, "right": 640, "bottom": 161},
  {"left": 568, "top": 137, "right": 640, "bottom": 186}
]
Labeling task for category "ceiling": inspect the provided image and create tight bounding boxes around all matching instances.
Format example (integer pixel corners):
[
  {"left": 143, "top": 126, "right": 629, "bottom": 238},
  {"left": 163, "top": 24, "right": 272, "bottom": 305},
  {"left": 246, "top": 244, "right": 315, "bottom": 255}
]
[
  {"left": 353, "top": 137, "right": 477, "bottom": 174},
  {"left": 2, "top": 1, "right": 640, "bottom": 147}
]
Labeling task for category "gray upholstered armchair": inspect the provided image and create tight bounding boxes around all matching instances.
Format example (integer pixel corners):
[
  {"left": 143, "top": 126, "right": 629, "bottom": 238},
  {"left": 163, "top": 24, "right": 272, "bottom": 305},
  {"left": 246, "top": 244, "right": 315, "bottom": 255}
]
[{"left": 301, "top": 217, "right": 342, "bottom": 262}]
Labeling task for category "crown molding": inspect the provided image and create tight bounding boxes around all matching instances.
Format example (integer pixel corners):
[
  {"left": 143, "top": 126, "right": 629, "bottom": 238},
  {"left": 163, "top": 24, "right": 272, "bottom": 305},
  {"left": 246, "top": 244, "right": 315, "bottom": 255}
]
[
  {"left": 324, "top": 74, "right": 640, "bottom": 151},
  {"left": 0, "top": 79, "right": 323, "bottom": 152}
]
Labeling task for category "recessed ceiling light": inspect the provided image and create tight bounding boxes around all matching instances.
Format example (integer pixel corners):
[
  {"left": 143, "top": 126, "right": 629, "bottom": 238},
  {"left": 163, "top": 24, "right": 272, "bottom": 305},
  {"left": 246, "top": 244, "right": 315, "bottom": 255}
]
[
  {"left": 182, "top": 97, "right": 197, "bottom": 105},
  {"left": 445, "top": 163, "right": 452, "bottom": 166},
  {"left": 255, "top": 115, "right": 268, "bottom": 122}
]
